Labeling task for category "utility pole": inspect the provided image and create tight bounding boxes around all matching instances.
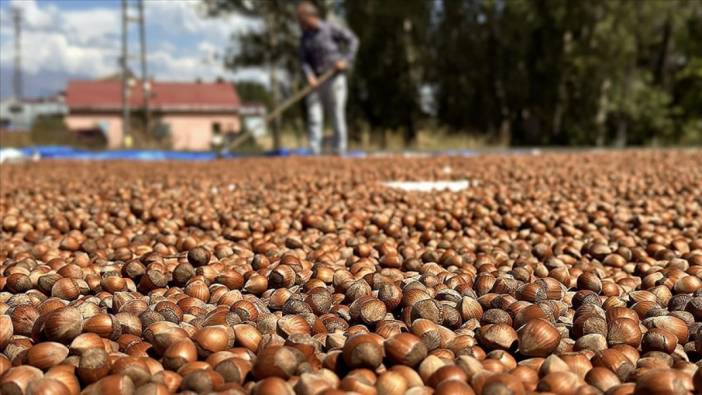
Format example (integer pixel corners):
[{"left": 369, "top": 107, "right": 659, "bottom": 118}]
[
  {"left": 120, "top": 0, "right": 148, "bottom": 148},
  {"left": 121, "top": 0, "right": 132, "bottom": 148},
  {"left": 138, "top": 0, "right": 150, "bottom": 133},
  {"left": 12, "top": 7, "right": 22, "bottom": 101}
]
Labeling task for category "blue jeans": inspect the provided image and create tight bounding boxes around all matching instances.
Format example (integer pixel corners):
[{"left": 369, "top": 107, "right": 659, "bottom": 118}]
[{"left": 306, "top": 74, "right": 348, "bottom": 155}]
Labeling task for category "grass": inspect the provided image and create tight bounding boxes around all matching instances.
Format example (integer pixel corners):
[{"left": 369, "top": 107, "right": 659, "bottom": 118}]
[
  {"left": 2, "top": 120, "right": 494, "bottom": 153},
  {"left": 0, "top": 131, "right": 32, "bottom": 148},
  {"left": 255, "top": 127, "right": 492, "bottom": 153}
]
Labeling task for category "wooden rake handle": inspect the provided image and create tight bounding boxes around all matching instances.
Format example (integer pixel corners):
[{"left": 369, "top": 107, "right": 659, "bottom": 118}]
[{"left": 228, "top": 69, "right": 338, "bottom": 150}]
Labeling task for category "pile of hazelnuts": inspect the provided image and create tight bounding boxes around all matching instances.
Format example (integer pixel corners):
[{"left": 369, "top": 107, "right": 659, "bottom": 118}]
[{"left": 1, "top": 150, "right": 702, "bottom": 395}]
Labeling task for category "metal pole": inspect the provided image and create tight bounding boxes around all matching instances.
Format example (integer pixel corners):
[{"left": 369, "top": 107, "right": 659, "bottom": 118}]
[
  {"left": 138, "top": 0, "right": 149, "bottom": 133},
  {"left": 122, "top": 0, "right": 131, "bottom": 148},
  {"left": 12, "top": 8, "right": 22, "bottom": 101}
]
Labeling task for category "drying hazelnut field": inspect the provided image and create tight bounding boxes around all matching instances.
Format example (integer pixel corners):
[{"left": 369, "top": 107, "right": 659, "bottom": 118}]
[{"left": 2, "top": 150, "right": 702, "bottom": 395}]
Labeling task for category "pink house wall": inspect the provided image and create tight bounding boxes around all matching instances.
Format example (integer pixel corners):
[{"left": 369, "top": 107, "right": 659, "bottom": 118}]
[
  {"left": 65, "top": 115, "right": 123, "bottom": 149},
  {"left": 65, "top": 113, "right": 240, "bottom": 151},
  {"left": 162, "top": 114, "right": 240, "bottom": 151}
]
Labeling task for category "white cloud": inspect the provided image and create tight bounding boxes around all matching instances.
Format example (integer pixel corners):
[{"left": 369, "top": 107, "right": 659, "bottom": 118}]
[
  {"left": 22, "top": 33, "right": 115, "bottom": 76},
  {"left": 150, "top": 45, "right": 258, "bottom": 83},
  {"left": 8, "top": 0, "right": 59, "bottom": 30},
  {"left": 62, "top": 8, "right": 120, "bottom": 46},
  {"left": 1, "top": 0, "right": 121, "bottom": 78},
  {"left": 0, "top": 0, "right": 265, "bottom": 98},
  {"left": 150, "top": 50, "right": 202, "bottom": 80},
  {"left": 0, "top": 27, "right": 115, "bottom": 76},
  {"left": 144, "top": 0, "right": 259, "bottom": 37}
]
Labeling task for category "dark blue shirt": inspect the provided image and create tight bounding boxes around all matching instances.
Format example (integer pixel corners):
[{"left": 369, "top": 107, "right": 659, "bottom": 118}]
[{"left": 300, "top": 21, "right": 359, "bottom": 77}]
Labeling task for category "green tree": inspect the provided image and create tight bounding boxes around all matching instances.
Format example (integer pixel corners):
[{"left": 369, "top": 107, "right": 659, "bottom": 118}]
[
  {"left": 234, "top": 81, "right": 273, "bottom": 108},
  {"left": 345, "top": 0, "right": 430, "bottom": 146},
  {"left": 205, "top": 0, "right": 326, "bottom": 149},
  {"left": 207, "top": 0, "right": 702, "bottom": 148},
  {"left": 671, "top": 1, "right": 702, "bottom": 143},
  {"left": 428, "top": 0, "right": 701, "bottom": 147}
]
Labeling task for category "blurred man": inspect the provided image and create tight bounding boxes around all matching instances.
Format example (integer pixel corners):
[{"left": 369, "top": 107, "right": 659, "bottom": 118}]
[{"left": 297, "top": 1, "right": 358, "bottom": 155}]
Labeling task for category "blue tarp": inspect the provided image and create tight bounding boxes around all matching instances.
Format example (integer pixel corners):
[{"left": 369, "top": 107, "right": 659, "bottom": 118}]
[
  {"left": 263, "top": 148, "right": 367, "bottom": 157},
  {"left": 9, "top": 145, "right": 481, "bottom": 161},
  {"left": 15, "top": 146, "right": 223, "bottom": 161}
]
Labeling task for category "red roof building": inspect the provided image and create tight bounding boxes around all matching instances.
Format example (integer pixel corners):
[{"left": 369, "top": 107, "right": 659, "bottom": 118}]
[
  {"left": 66, "top": 80, "right": 241, "bottom": 112},
  {"left": 64, "top": 80, "right": 243, "bottom": 150}
]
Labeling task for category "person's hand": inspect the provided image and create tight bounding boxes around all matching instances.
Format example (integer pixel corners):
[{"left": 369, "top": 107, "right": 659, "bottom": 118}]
[
  {"left": 307, "top": 74, "right": 318, "bottom": 87},
  {"left": 335, "top": 59, "right": 348, "bottom": 71}
]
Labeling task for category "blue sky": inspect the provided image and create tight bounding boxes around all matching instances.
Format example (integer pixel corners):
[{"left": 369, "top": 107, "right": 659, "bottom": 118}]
[{"left": 0, "top": 0, "right": 264, "bottom": 99}]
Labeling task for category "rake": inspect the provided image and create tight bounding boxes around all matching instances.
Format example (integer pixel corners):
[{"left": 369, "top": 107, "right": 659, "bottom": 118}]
[{"left": 228, "top": 69, "right": 337, "bottom": 150}]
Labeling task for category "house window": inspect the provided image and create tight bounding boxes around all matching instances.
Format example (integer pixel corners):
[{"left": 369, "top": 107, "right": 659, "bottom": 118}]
[{"left": 9, "top": 103, "right": 23, "bottom": 114}]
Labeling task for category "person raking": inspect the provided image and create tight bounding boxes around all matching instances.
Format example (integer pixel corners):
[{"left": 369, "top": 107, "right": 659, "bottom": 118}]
[{"left": 297, "top": 1, "right": 359, "bottom": 155}]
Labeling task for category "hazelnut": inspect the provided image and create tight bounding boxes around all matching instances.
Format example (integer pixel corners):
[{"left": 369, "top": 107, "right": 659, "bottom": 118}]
[
  {"left": 388, "top": 365, "right": 423, "bottom": 388},
  {"left": 295, "top": 372, "right": 333, "bottom": 395},
  {"left": 41, "top": 307, "right": 83, "bottom": 343},
  {"left": 179, "top": 369, "right": 225, "bottom": 393},
  {"left": 434, "top": 379, "right": 475, "bottom": 395},
  {"left": 585, "top": 366, "right": 621, "bottom": 393},
  {"left": 642, "top": 316, "right": 688, "bottom": 344},
  {"left": 607, "top": 318, "right": 642, "bottom": 348},
  {"left": 0, "top": 366, "right": 44, "bottom": 395},
  {"left": 77, "top": 348, "right": 111, "bottom": 384},
  {"left": 591, "top": 349, "right": 634, "bottom": 381},
  {"left": 187, "top": 246, "right": 211, "bottom": 267},
  {"left": 192, "top": 326, "right": 234, "bottom": 357},
  {"left": 162, "top": 340, "right": 197, "bottom": 371},
  {"left": 27, "top": 342, "right": 69, "bottom": 370},
  {"left": 477, "top": 323, "right": 518, "bottom": 351},
  {"left": 349, "top": 296, "right": 387, "bottom": 325},
  {"left": 342, "top": 334, "right": 385, "bottom": 369},
  {"left": 268, "top": 265, "right": 296, "bottom": 289},
  {"left": 252, "top": 346, "right": 305, "bottom": 379},
  {"left": 69, "top": 333, "right": 105, "bottom": 355},
  {"left": 481, "top": 373, "right": 525, "bottom": 395},
  {"left": 1, "top": 314, "right": 15, "bottom": 349},
  {"left": 51, "top": 278, "right": 81, "bottom": 301},
  {"left": 252, "top": 377, "right": 295, "bottom": 395},
  {"left": 510, "top": 365, "right": 538, "bottom": 391},
  {"left": 133, "top": 383, "right": 170, "bottom": 395},
  {"left": 375, "top": 371, "right": 408, "bottom": 395},
  {"left": 384, "top": 333, "right": 427, "bottom": 367},
  {"left": 214, "top": 357, "right": 252, "bottom": 385},
  {"left": 641, "top": 328, "right": 678, "bottom": 354},
  {"left": 26, "top": 378, "right": 71, "bottom": 395},
  {"left": 83, "top": 313, "right": 122, "bottom": 340},
  {"left": 633, "top": 368, "right": 693, "bottom": 395},
  {"left": 537, "top": 371, "right": 581, "bottom": 394},
  {"left": 9, "top": 304, "right": 39, "bottom": 337},
  {"left": 81, "top": 374, "right": 135, "bottom": 395},
  {"left": 418, "top": 355, "right": 450, "bottom": 383},
  {"left": 517, "top": 319, "right": 560, "bottom": 357},
  {"left": 150, "top": 371, "right": 182, "bottom": 393},
  {"left": 45, "top": 364, "right": 80, "bottom": 395}
]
